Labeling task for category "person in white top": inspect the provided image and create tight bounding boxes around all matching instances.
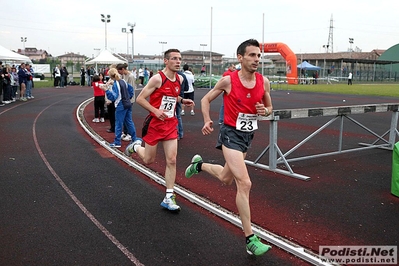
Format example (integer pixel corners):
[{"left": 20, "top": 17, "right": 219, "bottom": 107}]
[
  {"left": 181, "top": 64, "right": 195, "bottom": 116},
  {"left": 138, "top": 67, "right": 144, "bottom": 85},
  {"left": 348, "top": 72, "right": 353, "bottom": 85}
]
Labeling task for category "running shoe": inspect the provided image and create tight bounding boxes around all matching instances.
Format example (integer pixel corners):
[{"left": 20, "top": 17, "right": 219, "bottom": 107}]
[
  {"left": 109, "top": 143, "right": 121, "bottom": 148},
  {"left": 246, "top": 235, "right": 271, "bottom": 256},
  {"left": 92, "top": 118, "right": 100, "bottom": 123},
  {"left": 190, "top": 110, "right": 195, "bottom": 116},
  {"left": 185, "top": 154, "right": 202, "bottom": 178},
  {"left": 181, "top": 110, "right": 185, "bottom": 116},
  {"left": 160, "top": 194, "right": 181, "bottom": 211},
  {"left": 124, "top": 139, "right": 142, "bottom": 156},
  {"left": 122, "top": 134, "right": 132, "bottom": 141}
]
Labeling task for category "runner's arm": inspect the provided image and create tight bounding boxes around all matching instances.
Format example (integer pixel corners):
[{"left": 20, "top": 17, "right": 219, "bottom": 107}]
[{"left": 136, "top": 74, "right": 164, "bottom": 117}]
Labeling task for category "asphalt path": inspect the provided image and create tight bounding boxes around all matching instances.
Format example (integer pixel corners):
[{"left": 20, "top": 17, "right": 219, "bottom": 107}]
[{"left": 0, "top": 86, "right": 309, "bottom": 266}]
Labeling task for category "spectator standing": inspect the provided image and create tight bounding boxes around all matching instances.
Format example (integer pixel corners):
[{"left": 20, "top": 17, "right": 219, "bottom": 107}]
[
  {"left": 176, "top": 69, "right": 189, "bottom": 140},
  {"left": 348, "top": 72, "right": 353, "bottom": 85},
  {"left": 143, "top": 67, "right": 149, "bottom": 85},
  {"left": 138, "top": 67, "right": 144, "bottom": 85},
  {"left": 17, "top": 63, "right": 27, "bottom": 101},
  {"left": 1, "top": 65, "right": 12, "bottom": 104},
  {"left": 181, "top": 64, "right": 195, "bottom": 116},
  {"left": 200, "top": 65, "right": 206, "bottom": 76},
  {"left": 60, "top": 66, "right": 68, "bottom": 88},
  {"left": 25, "top": 64, "right": 33, "bottom": 99},
  {"left": 86, "top": 66, "right": 92, "bottom": 86},
  {"left": 101, "top": 68, "right": 140, "bottom": 148},
  {"left": 104, "top": 64, "right": 117, "bottom": 133},
  {"left": 10, "top": 66, "right": 19, "bottom": 101},
  {"left": 131, "top": 67, "right": 137, "bottom": 89},
  {"left": 80, "top": 66, "right": 85, "bottom": 86},
  {"left": 117, "top": 63, "right": 137, "bottom": 142},
  {"left": 92, "top": 74, "right": 105, "bottom": 123},
  {"left": 54, "top": 65, "right": 61, "bottom": 88}
]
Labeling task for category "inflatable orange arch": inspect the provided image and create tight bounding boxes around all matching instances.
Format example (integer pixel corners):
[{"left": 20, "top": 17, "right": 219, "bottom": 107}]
[{"left": 260, "top": 43, "right": 298, "bottom": 84}]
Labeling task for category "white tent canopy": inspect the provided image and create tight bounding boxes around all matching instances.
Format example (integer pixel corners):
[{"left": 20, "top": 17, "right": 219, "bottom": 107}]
[
  {"left": 85, "top": 49, "right": 127, "bottom": 65},
  {"left": 0, "top": 44, "right": 32, "bottom": 64}
]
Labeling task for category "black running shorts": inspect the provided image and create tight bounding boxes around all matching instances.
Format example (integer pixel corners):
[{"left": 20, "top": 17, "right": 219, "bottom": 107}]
[{"left": 216, "top": 124, "right": 254, "bottom": 153}]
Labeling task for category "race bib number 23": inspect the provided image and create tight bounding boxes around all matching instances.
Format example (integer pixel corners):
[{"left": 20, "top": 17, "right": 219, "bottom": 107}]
[{"left": 236, "top": 113, "right": 258, "bottom": 132}]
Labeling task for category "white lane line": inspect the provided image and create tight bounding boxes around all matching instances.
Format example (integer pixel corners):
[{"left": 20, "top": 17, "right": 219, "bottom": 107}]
[
  {"left": 33, "top": 99, "right": 144, "bottom": 266},
  {"left": 77, "top": 98, "right": 334, "bottom": 266}
]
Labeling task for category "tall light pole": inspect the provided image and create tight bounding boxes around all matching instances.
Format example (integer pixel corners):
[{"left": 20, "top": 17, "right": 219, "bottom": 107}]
[
  {"left": 128, "top": 22, "right": 136, "bottom": 61},
  {"left": 349, "top": 38, "right": 354, "bottom": 72},
  {"left": 101, "top": 14, "right": 111, "bottom": 50},
  {"left": 349, "top": 38, "right": 354, "bottom": 52},
  {"left": 21, "top": 37, "right": 27, "bottom": 55},
  {"left": 121, "top": 28, "right": 129, "bottom": 56},
  {"left": 159, "top": 41, "right": 167, "bottom": 66},
  {"left": 322, "top": 44, "right": 329, "bottom": 77},
  {"left": 200, "top": 44, "right": 207, "bottom": 65}
]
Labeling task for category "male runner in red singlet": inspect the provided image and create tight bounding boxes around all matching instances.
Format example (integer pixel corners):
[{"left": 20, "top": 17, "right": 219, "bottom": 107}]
[
  {"left": 125, "top": 49, "right": 194, "bottom": 212},
  {"left": 185, "top": 39, "right": 273, "bottom": 255}
]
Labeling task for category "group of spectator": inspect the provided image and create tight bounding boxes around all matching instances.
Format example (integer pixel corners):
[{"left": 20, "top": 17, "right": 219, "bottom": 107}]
[
  {"left": 0, "top": 61, "right": 35, "bottom": 106},
  {"left": 52, "top": 65, "right": 70, "bottom": 88}
]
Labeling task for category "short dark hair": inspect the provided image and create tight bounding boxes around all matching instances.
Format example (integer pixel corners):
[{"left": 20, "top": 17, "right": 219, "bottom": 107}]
[
  {"left": 183, "top": 64, "right": 189, "bottom": 71},
  {"left": 116, "top": 63, "right": 128, "bottom": 70},
  {"left": 237, "top": 39, "right": 260, "bottom": 56},
  {"left": 164, "top": 49, "right": 180, "bottom": 59},
  {"left": 92, "top": 74, "right": 100, "bottom": 82}
]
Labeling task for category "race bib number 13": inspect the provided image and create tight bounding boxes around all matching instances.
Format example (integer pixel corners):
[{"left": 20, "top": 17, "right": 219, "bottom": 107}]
[
  {"left": 236, "top": 113, "right": 258, "bottom": 132},
  {"left": 160, "top": 96, "right": 177, "bottom": 118}
]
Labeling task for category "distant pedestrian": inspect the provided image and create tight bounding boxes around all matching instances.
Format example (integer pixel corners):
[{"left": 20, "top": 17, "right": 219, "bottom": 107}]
[
  {"left": 348, "top": 72, "right": 353, "bottom": 85},
  {"left": 80, "top": 66, "right": 85, "bottom": 86},
  {"left": 181, "top": 64, "right": 195, "bottom": 116},
  {"left": 200, "top": 65, "right": 206, "bottom": 76}
]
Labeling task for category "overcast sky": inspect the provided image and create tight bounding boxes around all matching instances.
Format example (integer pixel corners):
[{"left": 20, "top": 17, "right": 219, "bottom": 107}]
[{"left": 1, "top": 0, "right": 398, "bottom": 59}]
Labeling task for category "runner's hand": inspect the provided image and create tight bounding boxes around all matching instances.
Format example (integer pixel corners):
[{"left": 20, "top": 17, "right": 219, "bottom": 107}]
[{"left": 202, "top": 121, "right": 214, "bottom": 135}]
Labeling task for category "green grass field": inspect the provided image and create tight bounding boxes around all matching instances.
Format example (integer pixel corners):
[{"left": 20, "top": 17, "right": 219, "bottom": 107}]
[
  {"left": 276, "top": 83, "right": 399, "bottom": 98},
  {"left": 33, "top": 78, "right": 399, "bottom": 98}
]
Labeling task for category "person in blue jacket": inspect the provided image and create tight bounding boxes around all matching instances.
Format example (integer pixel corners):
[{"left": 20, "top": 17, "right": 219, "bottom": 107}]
[{"left": 101, "top": 68, "right": 141, "bottom": 148}]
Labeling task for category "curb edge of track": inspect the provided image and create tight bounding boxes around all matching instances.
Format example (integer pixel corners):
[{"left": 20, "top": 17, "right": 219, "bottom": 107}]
[{"left": 76, "top": 97, "right": 337, "bottom": 266}]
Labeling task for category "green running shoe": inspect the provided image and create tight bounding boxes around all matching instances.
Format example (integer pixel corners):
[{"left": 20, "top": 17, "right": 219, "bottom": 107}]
[
  {"left": 185, "top": 154, "right": 202, "bottom": 178},
  {"left": 246, "top": 235, "right": 271, "bottom": 256}
]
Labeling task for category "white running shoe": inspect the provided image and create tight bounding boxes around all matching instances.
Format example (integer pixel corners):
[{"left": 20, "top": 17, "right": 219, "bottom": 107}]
[
  {"left": 122, "top": 134, "right": 132, "bottom": 141},
  {"left": 92, "top": 118, "right": 100, "bottom": 123},
  {"left": 100, "top": 117, "right": 105, "bottom": 122},
  {"left": 160, "top": 194, "right": 181, "bottom": 211},
  {"left": 124, "top": 139, "right": 142, "bottom": 156}
]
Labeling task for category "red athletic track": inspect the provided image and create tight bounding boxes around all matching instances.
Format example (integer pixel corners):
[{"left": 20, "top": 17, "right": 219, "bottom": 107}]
[{"left": 84, "top": 87, "right": 399, "bottom": 261}]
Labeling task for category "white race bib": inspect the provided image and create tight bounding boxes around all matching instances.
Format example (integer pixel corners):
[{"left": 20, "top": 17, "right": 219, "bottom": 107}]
[
  {"left": 236, "top": 113, "right": 258, "bottom": 132},
  {"left": 159, "top": 96, "right": 177, "bottom": 118}
]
